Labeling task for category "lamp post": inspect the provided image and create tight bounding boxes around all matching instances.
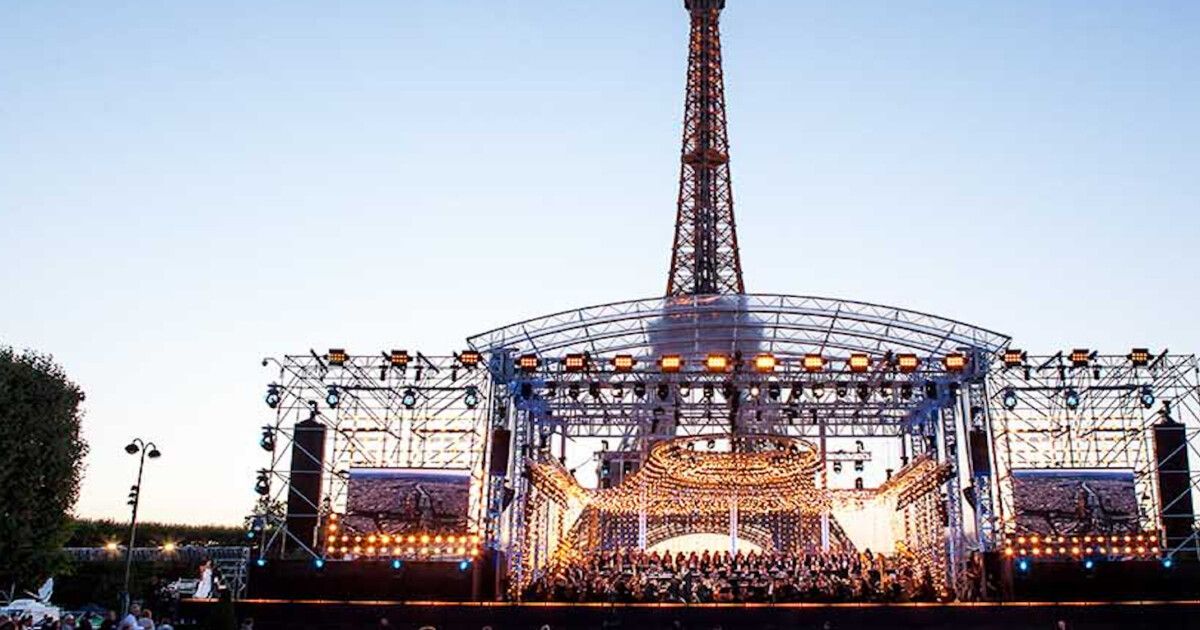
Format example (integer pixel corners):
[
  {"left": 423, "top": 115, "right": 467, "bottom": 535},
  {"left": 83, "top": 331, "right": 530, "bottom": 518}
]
[{"left": 120, "top": 438, "right": 161, "bottom": 616}]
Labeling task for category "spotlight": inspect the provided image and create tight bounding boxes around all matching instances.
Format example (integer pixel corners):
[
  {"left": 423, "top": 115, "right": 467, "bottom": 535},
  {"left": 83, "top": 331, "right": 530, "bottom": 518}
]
[
  {"left": 660, "top": 355, "right": 683, "bottom": 373},
  {"left": 1139, "top": 385, "right": 1155, "bottom": 408},
  {"left": 1017, "top": 559, "right": 1029, "bottom": 573},
  {"left": 722, "top": 382, "right": 737, "bottom": 401},
  {"left": 767, "top": 382, "right": 782, "bottom": 400},
  {"left": 564, "top": 354, "right": 588, "bottom": 372},
  {"left": 943, "top": 353, "right": 968, "bottom": 372},
  {"left": 327, "top": 349, "right": 348, "bottom": 366},
  {"left": 835, "top": 382, "right": 847, "bottom": 399},
  {"left": 1128, "top": 348, "right": 1151, "bottom": 367},
  {"left": 391, "top": 559, "right": 403, "bottom": 570},
  {"left": 612, "top": 355, "right": 636, "bottom": 372},
  {"left": 705, "top": 354, "right": 730, "bottom": 373},
  {"left": 899, "top": 383, "right": 913, "bottom": 400},
  {"left": 464, "top": 386, "right": 481, "bottom": 409},
  {"left": 702, "top": 383, "right": 714, "bottom": 400},
  {"left": 1163, "top": 557, "right": 1174, "bottom": 569},
  {"left": 656, "top": 382, "right": 670, "bottom": 401},
  {"left": 1002, "top": 349, "right": 1026, "bottom": 368},
  {"left": 1065, "top": 388, "right": 1081, "bottom": 410},
  {"left": 254, "top": 470, "right": 270, "bottom": 496},
  {"left": 259, "top": 427, "right": 276, "bottom": 452},
  {"left": 749, "top": 384, "right": 761, "bottom": 398},
  {"left": 896, "top": 354, "right": 919, "bottom": 373},
  {"left": 752, "top": 353, "right": 777, "bottom": 373},
  {"left": 612, "top": 383, "right": 625, "bottom": 399},
  {"left": 588, "top": 382, "right": 601, "bottom": 398},
  {"left": 924, "top": 381, "right": 939, "bottom": 400},
  {"left": 848, "top": 354, "right": 870, "bottom": 373},
  {"left": 679, "top": 382, "right": 692, "bottom": 397},
  {"left": 325, "top": 386, "right": 340, "bottom": 408},
  {"left": 568, "top": 383, "right": 581, "bottom": 399},
  {"left": 458, "top": 559, "right": 471, "bottom": 572},
  {"left": 1068, "top": 349, "right": 1091, "bottom": 367},
  {"left": 390, "top": 350, "right": 410, "bottom": 368},
  {"left": 633, "top": 382, "right": 647, "bottom": 399},
  {"left": 313, "top": 558, "right": 325, "bottom": 569},
  {"left": 855, "top": 383, "right": 870, "bottom": 401},
  {"left": 459, "top": 351, "right": 483, "bottom": 368},
  {"left": 517, "top": 354, "right": 539, "bottom": 372},
  {"left": 255, "top": 558, "right": 267, "bottom": 567},
  {"left": 265, "top": 384, "right": 281, "bottom": 409},
  {"left": 812, "top": 383, "right": 826, "bottom": 399},
  {"left": 1002, "top": 388, "right": 1018, "bottom": 410},
  {"left": 802, "top": 354, "right": 825, "bottom": 372},
  {"left": 878, "top": 382, "right": 893, "bottom": 399},
  {"left": 402, "top": 388, "right": 418, "bottom": 409},
  {"left": 1083, "top": 558, "right": 1095, "bottom": 571}
]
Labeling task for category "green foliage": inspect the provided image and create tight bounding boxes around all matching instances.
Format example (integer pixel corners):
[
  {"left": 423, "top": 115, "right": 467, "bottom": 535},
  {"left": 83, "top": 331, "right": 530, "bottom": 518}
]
[
  {"left": 67, "top": 519, "right": 248, "bottom": 548},
  {"left": 0, "top": 347, "right": 88, "bottom": 591}
]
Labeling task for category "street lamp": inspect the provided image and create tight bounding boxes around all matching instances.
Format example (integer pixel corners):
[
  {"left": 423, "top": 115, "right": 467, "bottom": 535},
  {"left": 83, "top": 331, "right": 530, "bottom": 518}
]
[{"left": 120, "top": 438, "right": 161, "bottom": 616}]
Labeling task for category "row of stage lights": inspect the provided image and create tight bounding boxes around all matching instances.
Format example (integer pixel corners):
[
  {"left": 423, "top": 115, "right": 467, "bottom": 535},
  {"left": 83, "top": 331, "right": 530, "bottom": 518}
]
[
  {"left": 998, "top": 384, "right": 1156, "bottom": 411},
  {"left": 1003, "top": 532, "right": 1162, "bottom": 560},
  {"left": 324, "top": 515, "right": 480, "bottom": 559},
  {"left": 1001, "top": 348, "right": 1156, "bottom": 369},
  {"left": 515, "top": 351, "right": 963, "bottom": 375},
  {"left": 528, "top": 378, "right": 940, "bottom": 404}
]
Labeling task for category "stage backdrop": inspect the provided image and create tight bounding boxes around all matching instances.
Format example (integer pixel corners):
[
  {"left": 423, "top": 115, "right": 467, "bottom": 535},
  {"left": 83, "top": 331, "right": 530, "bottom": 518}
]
[
  {"left": 1011, "top": 468, "right": 1139, "bottom": 535},
  {"left": 344, "top": 468, "right": 471, "bottom": 534}
]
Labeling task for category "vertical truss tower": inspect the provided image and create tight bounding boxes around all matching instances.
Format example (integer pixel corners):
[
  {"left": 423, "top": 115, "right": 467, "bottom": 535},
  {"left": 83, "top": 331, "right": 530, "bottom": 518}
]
[{"left": 666, "top": 0, "right": 745, "bottom": 296}]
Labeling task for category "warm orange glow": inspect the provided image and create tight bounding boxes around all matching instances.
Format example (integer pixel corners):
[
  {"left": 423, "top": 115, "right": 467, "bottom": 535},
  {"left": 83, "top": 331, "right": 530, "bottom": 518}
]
[
  {"left": 943, "top": 353, "right": 967, "bottom": 371},
  {"left": 459, "top": 350, "right": 482, "bottom": 367},
  {"left": 1004, "top": 548, "right": 1014, "bottom": 556},
  {"left": 407, "top": 535, "right": 416, "bottom": 543},
  {"left": 802, "top": 354, "right": 825, "bottom": 372},
  {"left": 1002, "top": 349, "right": 1025, "bottom": 367},
  {"left": 105, "top": 542, "right": 119, "bottom": 551},
  {"left": 848, "top": 354, "right": 870, "bottom": 372},
  {"left": 660, "top": 355, "right": 683, "bottom": 372},
  {"left": 329, "top": 513, "right": 338, "bottom": 521},
  {"left": 896, "top": 354, "right": 920, "bottom": 373},
  {"left": 612, "top": 355, "right": 636, "bottom": 372},
  {"left": 420, "top": 535, "right": 430, "bottom": 544},
  {"left": 162, "top": 542, "right": 177, "bottom": 552},
  {"left": 390, "top": 350, "right": 410, "bottom": 367},
  {"left": 705, "top": 354, "right": 730, "bottom": 373},
  {"left": 752, "top": 353, "right": 777, "bottom": 373},
  {"left": 517, "top": 354, "right": 539, "bottom": 371},
  {"left": 1070, "top": 349, "right": 1090, "bottom": 366},
  {"left": 327, "top": 348, "right": 348, "bottom": 365},
  {"left": 1129, "top": 348, "right": 1151, "bottom": 366},
  {"left": 367, "top": 535, "right": 377, "bottom": 543},
  {"left": 564, "top": 354, "right": 588, "bottom": 372}
]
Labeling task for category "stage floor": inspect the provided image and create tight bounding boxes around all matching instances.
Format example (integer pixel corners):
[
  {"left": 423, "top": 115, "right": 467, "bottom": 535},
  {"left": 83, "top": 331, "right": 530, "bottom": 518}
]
[{"left": 181, "top": 599, "right": 1200, "bottom": 629}]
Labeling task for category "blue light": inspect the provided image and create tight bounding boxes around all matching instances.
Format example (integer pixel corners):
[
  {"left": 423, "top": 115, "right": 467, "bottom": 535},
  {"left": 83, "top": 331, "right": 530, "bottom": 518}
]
[
  {"left": 255, "top": 558, "right": 266, "bottom": 567},
  {"left": 391, "top": 559, "right": 402, "bottom": 570},
  {"left": 1163, "top": 558, "right": 1174, "bottom": 569},
  {"left": 314, "top": 558, "right": 325, "bottom": 569},
  {"left": 458, "top": 559, "right": 471, "bottom": 572},
  {"left": 1083, "top": 559, "right": 1095, "bottom": 570},
  {"left": 1017, "top": 559, "right": 1029, "bottom": 573}
]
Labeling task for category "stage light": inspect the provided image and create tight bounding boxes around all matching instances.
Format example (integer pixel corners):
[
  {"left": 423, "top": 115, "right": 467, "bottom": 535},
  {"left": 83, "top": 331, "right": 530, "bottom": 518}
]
[
  {"left": 1002, "top": 349, "right": 1026, "bottom": 368},
  {"left": 1017, "top": 559, "right": 1029, "bottom": 573},
  {"left": 255, "top": 558, "right": 266, "bottom": 567},
  {"left": 254, "top": 470, "right": 270, "bottom": 496},
  {"left": 656, "top": 382, "right": 670, "bottom": 400},
  {"left": 612, "top": 355, "right": 636, "bottom": 372},
  {"left": 1139, "top": 385, "right": 1155, "bottom": 408},
  {"left": 702, "top": 383, "right": 714, "bottom": 400},
  {"left": 679, "top": 382, "right": 692, "bottom": 397},
  {"left": 812, "top": 383, "right": 826, "bottom": 399},
  {"left": 835, "top": 382, "right": 848, "bottom": 399},
  {"left": 855, "top": 383, "right": 870, "bottom": 401},
  {"left": 1002, "top": 388, "right": 1018, "bottom": 410},
  {"left": 313, "top": 558, "right": 325, "bottom": 569},
  {"left": 752, "top": 353, "right": 777, "bottom": 373},
  {"left": 105, "top": 541, "right": 119, "bottom": 552},
  {"left": 390, "top": 350, "right": 410, "bottom": 368},
  {"left": 943, "top": 353, "right": 967, "bottom": 372},
  {"left": 1083, "top": 559, "right": 1095, "bottom": 570},
  {"left": 705, "top": 354, "right": 730, "bottom": 373},
  {"left": 459, "top": 350, "right": 482, "bottom": 368},
  {"left": 1128, "top": 348, "right": 1151, "bottom": 367},
  {"left": 633, "top": 382, "right": 646, "bottom": 399},
  {"left": 749, "top": 384, "right": 761, "bottom": 398},
  {"left": 722, "top": 382, "right": 737, "bottom": 401},
  {"left": 803, "top": 354, "right": 825, "bottom": 372},
  {"left": 517, "top": 354, "right": 539, "bottom": 372},
  {"left": 402, "top": 388, "right": 418, "bottom": 409},
  {"left": 464, "top": 386, "right": 481, "bottom": 409},
  {"left": 392, "top": 559, "right": 403, "bottom": 570},
  {"left": 660, "top": 355, "right": 683, "bottom": 373},
  {"left": 327, "top": 349, "right": 348, "bottom": 366},
  {"left": 878, "top": 382, "right": 893, "bottom": 399},
  {"left": 612, "top": 383, "right": 625, "bottom": 399},
  {"left": 562, "top": 382, "right": 577, "bottom": 399},
  {"left": 265, "top": 384, "right": 281, "bottom": 409},
  {"left": 767, "top": 382, "right": 782, "bottom": 400},
  {"left": 896, "top": 354, "right": 919, "bottom": 373},
  {"left": 259, "top": 427, "right": 276, "bottom": 452},
  {"left": 458, "top": 559, "right": 471, "bottom": 571},
  {"left": 848, "top": 354, "right": 870, "bottom": 373},
  {"left": 564, "top": 354, "right": 588, "bottom": 372},
  {"left": 924, "top": 381, "right": 939, "bottom": 399},
  {"left": 588, "top": 382, "right": 601, "bottom": 398},
  {"left": 1064, "top": 388, "right": 1080, "bottom": 410},
  {"left": 1163, "top": 558, "right": 1174, "bottom": 569},
  {"left": 1070, "top": 349, "right": 1090, "bottom": 367},
  {"left": 899, "top": 384, "right": 913, "bottom": 400},
  {"left": 325, "top": 386, "right": 340, "bottom": 408}
]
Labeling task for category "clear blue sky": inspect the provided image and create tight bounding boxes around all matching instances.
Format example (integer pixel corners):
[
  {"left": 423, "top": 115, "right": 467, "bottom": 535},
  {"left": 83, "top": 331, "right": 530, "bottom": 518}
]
[{"left": 2, "top": 1, "right": 1197, "bottom": 525}]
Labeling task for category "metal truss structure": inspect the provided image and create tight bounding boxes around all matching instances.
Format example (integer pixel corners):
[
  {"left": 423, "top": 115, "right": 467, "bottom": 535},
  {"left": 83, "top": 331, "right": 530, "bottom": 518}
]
[
  {"left": 988, "top": 353, "right": 1200, "bottom": 557},
  {"left": 253, "top": 352, "right": 490, "bottom": 561},
  {"left": 667, "top": 0, "right": 744, "bottom": 296}
]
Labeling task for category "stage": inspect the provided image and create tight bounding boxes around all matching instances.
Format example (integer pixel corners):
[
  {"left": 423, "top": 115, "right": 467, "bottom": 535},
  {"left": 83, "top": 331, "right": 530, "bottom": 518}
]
[{"left": 181, "top": 599, "right": 1200, "bottom": 629}]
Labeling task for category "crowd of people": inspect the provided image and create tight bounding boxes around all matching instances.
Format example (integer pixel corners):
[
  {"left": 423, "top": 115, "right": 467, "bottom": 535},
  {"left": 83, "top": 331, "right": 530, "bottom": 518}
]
[
  {"left": 0, "top": 604, "right": 175, "bottom": 630},
  {"left": 524, "top": 548, "right": 941, "bottom": 603}
]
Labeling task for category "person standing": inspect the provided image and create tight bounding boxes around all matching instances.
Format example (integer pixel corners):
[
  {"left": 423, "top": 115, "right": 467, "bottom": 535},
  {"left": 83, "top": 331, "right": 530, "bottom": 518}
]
[{"left": 117, "top": 605, "right": 140, "bottom": 630}]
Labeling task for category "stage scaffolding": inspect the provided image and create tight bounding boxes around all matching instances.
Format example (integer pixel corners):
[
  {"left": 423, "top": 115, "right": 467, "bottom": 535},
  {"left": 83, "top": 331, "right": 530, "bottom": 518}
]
[{"left": 253, "top": 352, "right": 490, "bottom": 560}]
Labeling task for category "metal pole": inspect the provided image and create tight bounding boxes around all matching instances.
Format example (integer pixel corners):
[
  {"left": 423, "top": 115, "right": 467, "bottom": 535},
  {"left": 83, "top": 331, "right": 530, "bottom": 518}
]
[{"left": 121, "top": 448, "right": 145, "bottom": 616}]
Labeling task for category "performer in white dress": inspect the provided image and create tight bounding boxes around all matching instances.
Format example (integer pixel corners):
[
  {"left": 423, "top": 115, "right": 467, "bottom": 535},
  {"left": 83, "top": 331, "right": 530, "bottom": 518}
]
[{"left": 193, "top": 560, "right": 214, "bottom": 599}]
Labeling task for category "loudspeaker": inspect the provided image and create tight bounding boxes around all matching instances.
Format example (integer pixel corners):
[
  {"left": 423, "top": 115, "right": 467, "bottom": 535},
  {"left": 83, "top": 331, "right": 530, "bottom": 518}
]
[
  {"left": 489, "top": 428, "right": 512, "bottom": 476},
  {"left": 286, "top": 418, "right": 327, "bottom": 548},
  {"left": 968, "top": 428, "right": 991, "bottom": 475},
  {"left": 1154, "top": 411, "right": 1196, "bottom": 552}
]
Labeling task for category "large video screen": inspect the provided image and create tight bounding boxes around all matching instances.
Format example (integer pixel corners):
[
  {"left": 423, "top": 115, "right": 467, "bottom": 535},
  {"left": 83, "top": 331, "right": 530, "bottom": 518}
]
[
  {"left": 1011, "top": 468, "right": 1139, "bottom": 535},
  {"left": 344, "top": 468, "right": 470, "bottom": 534}
]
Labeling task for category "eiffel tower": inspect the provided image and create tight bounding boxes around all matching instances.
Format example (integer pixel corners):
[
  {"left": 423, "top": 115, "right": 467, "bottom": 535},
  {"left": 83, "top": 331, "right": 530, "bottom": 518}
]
[{"left": 665, "top": 0, "right": 745, "bottom": 297}]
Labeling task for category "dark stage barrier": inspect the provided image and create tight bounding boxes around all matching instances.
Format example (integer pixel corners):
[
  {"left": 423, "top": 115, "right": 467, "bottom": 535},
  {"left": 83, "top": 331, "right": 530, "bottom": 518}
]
[
  {"left": 181, "top": 600, "right": 1200, "bottom": 630},
  {"left": 246, "top": 559, "right": 493, "bottom": 601}
]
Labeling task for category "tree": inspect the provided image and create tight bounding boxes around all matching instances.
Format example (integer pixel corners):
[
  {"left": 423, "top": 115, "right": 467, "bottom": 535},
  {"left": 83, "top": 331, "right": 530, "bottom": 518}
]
[{"left": 0, "top": 347, "right": 88, "bottom": 591}]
